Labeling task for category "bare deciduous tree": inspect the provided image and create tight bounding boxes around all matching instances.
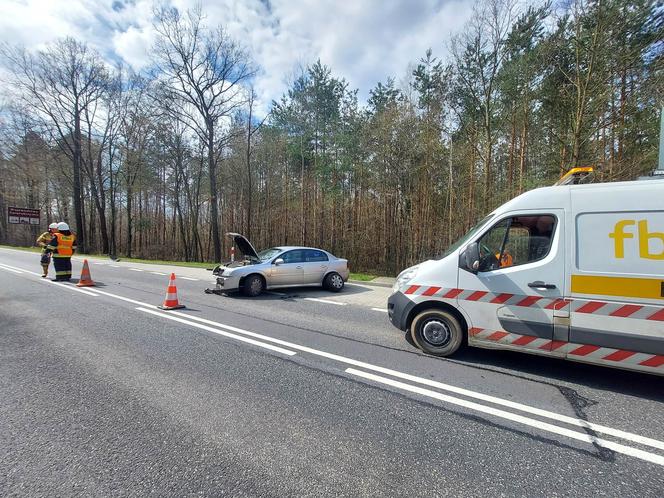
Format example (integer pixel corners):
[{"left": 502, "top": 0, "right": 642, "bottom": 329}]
[
  {"left": 152, "top": 5, "right": 255, "bottom": 262},
  {"left": 1, "top": 37, "right": 109, "bottom": 253}
]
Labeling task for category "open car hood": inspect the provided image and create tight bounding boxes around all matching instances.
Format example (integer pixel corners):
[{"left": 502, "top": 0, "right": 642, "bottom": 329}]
[{"left": 226, "top": 232, "right": 259, "bottom": 260}]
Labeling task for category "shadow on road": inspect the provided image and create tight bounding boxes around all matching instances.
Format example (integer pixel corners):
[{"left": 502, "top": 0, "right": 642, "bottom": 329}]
[
  {"left": 64, "top": 279, "right": 108, "bottom": 287},
  {"left": 445, "top": 346, "right": 664, "bottom": 402},
  {"left": 217, "top": 284, "right": 372, "bottom": 301}
]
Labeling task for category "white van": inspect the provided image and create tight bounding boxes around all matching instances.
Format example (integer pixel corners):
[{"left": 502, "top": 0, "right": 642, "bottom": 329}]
[{"left": 388, "top": 179, "right": 664, "bottom": 375}]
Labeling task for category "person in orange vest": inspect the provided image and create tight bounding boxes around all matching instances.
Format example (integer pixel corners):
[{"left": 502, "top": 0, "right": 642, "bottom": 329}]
[
  {"left": 497, "top": 250, "right": 514, "bottom": 268},
  {"left": 36, "top": 222, "right": 59, "bottom": 277},
  {"left": 45, "top": 222, "right": 77, "bottom": 281}
]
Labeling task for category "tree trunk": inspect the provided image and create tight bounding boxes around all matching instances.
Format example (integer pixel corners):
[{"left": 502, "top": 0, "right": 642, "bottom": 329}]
[
  {"left": 507, "top": 113, "right": 516, "bottom": 195},
  {"left": 518, "top": 116, "right": 528, "bottom": 194},
  {"left": 73, "top": 108, "right": 86, "bottom": 252},
  {"left": 208, "top": 125, "right": 221, "bottom": 262},
  {"left": 126, "top": 185, "right": 133, "bottom": 257},
  {"left": 246, "top": 99, "right": 253, "bottom": 241}
]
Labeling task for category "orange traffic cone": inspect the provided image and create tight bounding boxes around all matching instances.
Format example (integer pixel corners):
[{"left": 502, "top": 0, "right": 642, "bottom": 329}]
[
  {"left": 77, "top": 259, "right": 95, "bottom": 287},
  {"left": 158, "top": 273, "right": 185, "bottom": 310}
]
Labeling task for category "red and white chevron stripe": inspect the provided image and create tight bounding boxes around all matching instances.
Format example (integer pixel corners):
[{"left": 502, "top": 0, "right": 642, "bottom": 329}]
[
  {"left": 404, "top": 285, "right": 663, "bottom": 321},
  {"left": 468, "top": 327, "right": 664, "bottom": 370}
]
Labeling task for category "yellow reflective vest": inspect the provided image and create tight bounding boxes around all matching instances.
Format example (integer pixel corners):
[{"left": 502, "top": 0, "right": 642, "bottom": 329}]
[{"left": 47, "top": 233, "right": 76, "bottom": 257}]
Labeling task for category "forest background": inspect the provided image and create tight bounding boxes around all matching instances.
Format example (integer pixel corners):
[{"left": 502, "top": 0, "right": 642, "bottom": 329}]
[{"left": 0, "top": 0, "right": 662, "bottom": 275}]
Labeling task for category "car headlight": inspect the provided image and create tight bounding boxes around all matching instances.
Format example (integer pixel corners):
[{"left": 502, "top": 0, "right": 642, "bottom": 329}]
[{"left": 393, "top": 265, "right": 419, "bottom": 292}]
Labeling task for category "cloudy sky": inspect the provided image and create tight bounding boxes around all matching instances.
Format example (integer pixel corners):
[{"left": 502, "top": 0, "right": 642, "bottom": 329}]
[{"left": 0, "top": 0, "right": 474, "bottom": 111}]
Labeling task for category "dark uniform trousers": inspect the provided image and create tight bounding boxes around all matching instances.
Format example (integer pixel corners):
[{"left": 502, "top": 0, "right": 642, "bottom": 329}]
[{"left": 47, "top": 233, "right": 76, "bottom": 281}]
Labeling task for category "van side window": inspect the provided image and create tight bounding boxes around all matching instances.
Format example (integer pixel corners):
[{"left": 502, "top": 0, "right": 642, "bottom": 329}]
[{"left": 477, "top": 215, "right": 556, "bottom": 271}]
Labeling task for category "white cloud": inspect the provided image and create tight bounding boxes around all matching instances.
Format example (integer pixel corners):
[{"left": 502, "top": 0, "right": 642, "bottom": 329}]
[
  {"left": 0, "top": 0, "right": 475, "bottom": 113},
  {"left": 112, "top": 25, "right": 155, "bottom": 69}
]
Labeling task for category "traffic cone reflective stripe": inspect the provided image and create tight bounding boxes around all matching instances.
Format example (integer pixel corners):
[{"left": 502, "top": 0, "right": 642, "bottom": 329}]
[
  {"left": 77, "top": 259, "right": 95, "bottom": 287},
  {"left": 158, "top": 273, "right": 185, "bottom": 310}
]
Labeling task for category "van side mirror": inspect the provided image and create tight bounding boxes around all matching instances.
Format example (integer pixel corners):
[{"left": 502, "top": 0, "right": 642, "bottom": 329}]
[
  {"left": 273, "top": 258, "right": 284, "bottom": 266},
  {"left": 460, "top": 243, "right": 480, "bottom": 274}
]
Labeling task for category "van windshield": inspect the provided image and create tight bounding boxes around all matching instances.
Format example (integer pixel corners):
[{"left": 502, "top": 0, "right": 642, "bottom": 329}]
[{"left": 438, "top": 214, "right": 494, "bottom": 259}]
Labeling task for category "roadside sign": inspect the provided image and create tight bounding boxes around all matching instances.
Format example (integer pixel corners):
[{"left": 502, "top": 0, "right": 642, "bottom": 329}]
[{"left": 8, "top": 207, "right": 40, "bottom": 225}]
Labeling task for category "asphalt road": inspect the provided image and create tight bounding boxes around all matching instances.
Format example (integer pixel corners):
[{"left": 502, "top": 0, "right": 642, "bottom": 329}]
[{"left": 1, "top": 247, "right": 663, "bottom": 497}]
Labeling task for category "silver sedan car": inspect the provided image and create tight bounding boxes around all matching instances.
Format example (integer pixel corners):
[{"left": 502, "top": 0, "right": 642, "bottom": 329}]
[{"left": 210, "top": 233, "right": 350, "bottom": 297}]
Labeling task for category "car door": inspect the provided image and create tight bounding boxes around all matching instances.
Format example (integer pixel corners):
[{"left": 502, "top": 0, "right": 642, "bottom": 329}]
[
  {"left": 301, "top": 249, "right": 329, "bottom": 284},
  {"left": 270, "top": 249, "right": 305, "bottom": 286},
  {"left": 458, "top": 211, "right": 565, "bottom": 351}
]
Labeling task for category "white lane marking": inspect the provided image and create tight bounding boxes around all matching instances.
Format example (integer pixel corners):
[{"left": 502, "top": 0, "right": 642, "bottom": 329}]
[
  {"left": 137, "top": 307, "right": 296, "bottom": 356},
  {"left": 129, "top": 268, "right": 144, "bottom": 272},
  {"left": 345, "top": 283, "right": 377, "bottom": 290},
  {"left": 0, "top": 264, "right": 24, "bottom": 274},
  {"left": 167, "top": 310, "right": 664, "bottom": 453},
  {"left": 93, "top": 289, "right": 156, "bottom": 308},
  {"left": 41, "top": 279, "right": 99, "bottom": 296},
  {"left": 180, "top": 277, "right": 198, "bottom": 281},
  {"left": 0, "top": 262, "right": 97, "bottom": 299},
  {"left": 303, "top": 297, "right": 347, "bottom": 306},
  {"left": 0, "top": 262, "right": 40, "bottom": 275},
  {"left": 346, "top": 368, "right": 664, "bottom": 467},
  {"left": 151, "top": 272, "right": 167, "bottom": 276},
  {"left": 371, "top": 307, "right": 388, "bottom": 313},
  {"left": 4, "top": 257, "right": 663, "bottom": 458},
  {"left": 110, "top": 265, "right": 121, "bottom": 268}
]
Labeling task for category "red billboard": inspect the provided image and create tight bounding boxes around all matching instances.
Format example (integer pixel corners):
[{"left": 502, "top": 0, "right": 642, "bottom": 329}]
[{"left": 8, "top": 207, "right": 40, "bottom": 225}]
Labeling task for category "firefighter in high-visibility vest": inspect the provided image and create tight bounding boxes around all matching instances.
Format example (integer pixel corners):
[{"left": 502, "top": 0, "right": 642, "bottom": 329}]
[
  {"left": 497, "top": 250, "right": 514, "bottom": 268},
  {"left": 36, "top": 222, "right": 59, "bottom": 277},
  {"left": 45, "top": 222, "right": 77, "bottom": 281}
]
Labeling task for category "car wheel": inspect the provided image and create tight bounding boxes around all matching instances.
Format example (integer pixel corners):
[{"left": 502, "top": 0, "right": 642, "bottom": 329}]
[
  {"left": 323, "top": 272, "right": 344, "bottom": 292},
  {"left": 242, "top": 274, "right": 264, "bottom": 297},
  {"left": 410, "top": 309, "right": 464, "bottom": 356}
]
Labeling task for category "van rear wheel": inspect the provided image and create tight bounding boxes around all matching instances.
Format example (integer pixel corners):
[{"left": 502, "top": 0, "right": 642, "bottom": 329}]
[{"left": 410, "top": 309, "right": 464, "bottom": 357}]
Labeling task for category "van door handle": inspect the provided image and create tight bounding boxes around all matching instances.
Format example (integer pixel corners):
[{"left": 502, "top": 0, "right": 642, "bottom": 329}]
[{"left": 528, "top": 281, "right": 557, "bottom": 290}]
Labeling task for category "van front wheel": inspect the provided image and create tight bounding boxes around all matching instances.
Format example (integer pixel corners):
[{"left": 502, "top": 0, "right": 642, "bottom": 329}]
[{"left": 410, "top": 309, "right": 464, "bottom": 357}]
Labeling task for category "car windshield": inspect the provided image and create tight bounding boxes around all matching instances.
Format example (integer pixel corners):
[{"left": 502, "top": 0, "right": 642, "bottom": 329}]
[
  {"left": 257, "top": 247, "right": 282, "bottom": 261},
  {"left": 438, "top": 214, "right": 494, "bottom": 259}
]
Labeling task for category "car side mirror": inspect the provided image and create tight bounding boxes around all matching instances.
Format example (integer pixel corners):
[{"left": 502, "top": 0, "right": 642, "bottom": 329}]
[
  {"left": 460, "top": 243, "right": 480, "bottom": 274},
  {"left": 273, "top": 258, "right": 284, "bottom": 266}
]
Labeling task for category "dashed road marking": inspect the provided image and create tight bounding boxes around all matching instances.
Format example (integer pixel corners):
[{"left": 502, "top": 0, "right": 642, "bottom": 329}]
[
  {"left": 371, "top": 307, "right": 388, "bottom": 313},
  {"left": 129, "top": 268, "right": 144, "bottom": 272},
  {"left": 304, "top": 297, "right": 347, "bottom": 306},
  {"left": 151, "top": 271, "right": 167, "bottom": 275},
  {"left": 110, "top": 265, "right": 121, "bottom": 268},
  {"left": 180, "top": 277, "right": 198, "bottom": 281}
]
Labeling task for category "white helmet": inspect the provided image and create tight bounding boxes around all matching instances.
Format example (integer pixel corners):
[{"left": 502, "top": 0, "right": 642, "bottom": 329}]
[
  {"left": 57, "top": 222, "right": 70, "bottom": 231},
  {"left": 48, "top": 222, "right": 58, "bottom": 230}
]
